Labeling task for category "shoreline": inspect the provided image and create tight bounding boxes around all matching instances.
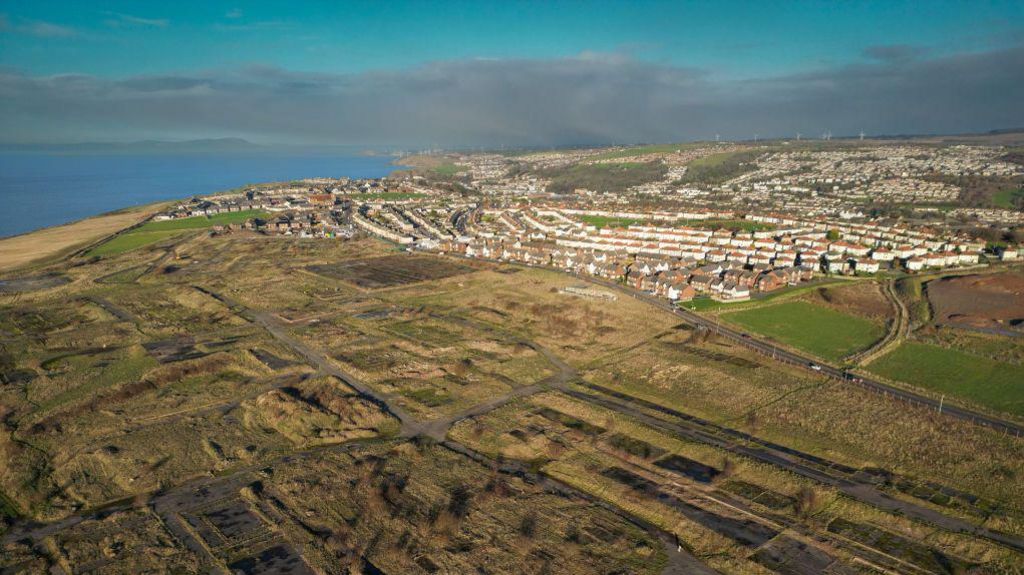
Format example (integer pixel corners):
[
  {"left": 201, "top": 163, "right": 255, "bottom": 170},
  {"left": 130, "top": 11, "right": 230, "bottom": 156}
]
[{"left": 0, "top": 152, "right": 401, "bottom": 241}]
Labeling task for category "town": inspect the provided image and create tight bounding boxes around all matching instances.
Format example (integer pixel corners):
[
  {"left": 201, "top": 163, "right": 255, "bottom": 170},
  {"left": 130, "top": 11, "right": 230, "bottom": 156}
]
[{"left": 154, "top": 141, "right": 1022, "bottom": 308}]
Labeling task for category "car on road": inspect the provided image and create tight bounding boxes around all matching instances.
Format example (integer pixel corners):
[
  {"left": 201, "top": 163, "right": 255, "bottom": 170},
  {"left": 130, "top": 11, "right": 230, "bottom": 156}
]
[{"left": 809, "top": 363, "right": 822, "bottom": 371}]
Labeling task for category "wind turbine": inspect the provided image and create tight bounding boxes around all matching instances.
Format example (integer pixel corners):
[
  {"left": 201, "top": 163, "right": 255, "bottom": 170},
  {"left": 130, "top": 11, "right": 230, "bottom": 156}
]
[
  {"left": 715, "top": 133, "right": 720, "bottom": 143},
  {"left": 859, "top": 131, "right": 865, "bottom": 141},
  {"left": 796, "top": 132, "right": 801, "bottom": 141}
]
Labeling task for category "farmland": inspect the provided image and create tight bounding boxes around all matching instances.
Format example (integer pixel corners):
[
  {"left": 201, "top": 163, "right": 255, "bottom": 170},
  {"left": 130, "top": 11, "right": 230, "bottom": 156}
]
[
  {"left": 721, "top": 300, "right": 885, "bottom": 362},
  {"left": 867, "top": 341, "right": 1024, "bottom": 417}
]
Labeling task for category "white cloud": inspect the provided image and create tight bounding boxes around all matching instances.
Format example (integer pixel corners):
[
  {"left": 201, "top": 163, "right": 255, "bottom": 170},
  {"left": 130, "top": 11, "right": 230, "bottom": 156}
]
[{"left": 103, "top": 12, "right": 169, "bottom": 28}]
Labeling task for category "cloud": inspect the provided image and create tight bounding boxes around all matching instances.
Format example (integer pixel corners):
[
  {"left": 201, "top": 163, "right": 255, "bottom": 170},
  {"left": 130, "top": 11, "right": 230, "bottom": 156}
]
[
  {"left": 1, "top": 44, "right": 1022, "bottom": 147},
  {"left": 0, "top": 17, "right": 78, "bottom": 37},
  {"left": 862, "top": 44, "right": 928, "bottom": 63},
  {"left": 213, "top": 20, "right": 289, "bottom": 31},
  {"left": 103, "top": 12, "right": 169, "bottom": 28}
]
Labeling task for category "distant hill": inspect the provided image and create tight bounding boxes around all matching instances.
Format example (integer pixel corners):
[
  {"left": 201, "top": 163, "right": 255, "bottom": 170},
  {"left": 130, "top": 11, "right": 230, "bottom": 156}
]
[
  {"left": 0, "top": 138, "right": 266, "bottom": 154},
  {"left": 0, "top": 139, "right": 405, "bottom": 156}
]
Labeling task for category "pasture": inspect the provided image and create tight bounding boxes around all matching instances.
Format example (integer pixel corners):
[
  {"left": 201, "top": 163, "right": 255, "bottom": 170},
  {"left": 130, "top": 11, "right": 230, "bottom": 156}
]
[{"left": 723, "top": 300, "right": 884, "bottom": 362}]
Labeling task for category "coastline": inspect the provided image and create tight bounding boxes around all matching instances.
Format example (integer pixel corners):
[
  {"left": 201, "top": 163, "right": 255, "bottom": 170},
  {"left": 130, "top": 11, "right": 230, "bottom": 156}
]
[
  {"left": 0, "top": 201, "right": 170, "bottom": 274},
  {"left": 0, "top": 152, "right": 401, "bottom": 240}
]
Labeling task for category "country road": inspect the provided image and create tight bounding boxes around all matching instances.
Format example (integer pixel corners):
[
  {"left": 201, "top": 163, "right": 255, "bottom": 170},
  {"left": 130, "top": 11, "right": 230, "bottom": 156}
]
[
  {"left": 213, "top": 278, "right": 1024, "bottom": 559},
  {"left": 437, "top": 253, "right": 1024, "bottom": 437},
  {"left": 8, "top": 270, "right": 1022, "bottom": 574},
  {"left": 570, "top": 271, "right": 1024, "bottom": 438},
  {"left": 189, "top": 285, "right": 719, "bottom": 574}
]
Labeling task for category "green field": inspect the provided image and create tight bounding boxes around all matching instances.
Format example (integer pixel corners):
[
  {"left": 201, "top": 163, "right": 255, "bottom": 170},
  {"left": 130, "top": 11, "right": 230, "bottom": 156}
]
[
  {"left": 723, "top": 300, "right": 884, "bottom": 362},
  {"left": 678, "top": 218, "right": 775, "bottom": 232},
  {"left": 88, "top": 210, "right": 268, "bottom": 257},
  {"left": 991, "top": 187, "right": 1024, "bottom": 209},
  {"left": 579, "top": 215, "right": 643, "bottom": 228},
  {"left": 133, "top": 209, "right": 268, "bottom": 232},
  {"left": 432, "top": 163, "right": 461, "bottom": 176},
  {"left": 867, "top": 341, "right": 1024, "bottom": 417},
  {"left": 87, "top": 230, "right": 186, "bottom": 257},
  {"left": 677, "top": 150, "right": 763, "bottom": 185},
  {"left": 540, "top": 161, "right": 668, "bottom": 194},
  {"left": 351, "top": 192, "right": 426, "bottom": 201}
]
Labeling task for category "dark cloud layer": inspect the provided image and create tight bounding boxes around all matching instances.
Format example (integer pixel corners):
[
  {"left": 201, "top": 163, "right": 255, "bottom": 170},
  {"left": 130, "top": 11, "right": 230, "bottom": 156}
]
[{"left": 2, "top": 44, "right": 1022, "bottom": 147}]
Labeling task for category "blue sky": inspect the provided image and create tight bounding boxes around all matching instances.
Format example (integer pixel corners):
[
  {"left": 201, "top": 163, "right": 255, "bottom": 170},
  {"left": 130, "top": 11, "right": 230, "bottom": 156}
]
[
  {"left": 1, "top": 1, "right": 1023, "bottom": 146},
  {"left": 4, "top": 1, "right": 1021, "bottom": 78}
]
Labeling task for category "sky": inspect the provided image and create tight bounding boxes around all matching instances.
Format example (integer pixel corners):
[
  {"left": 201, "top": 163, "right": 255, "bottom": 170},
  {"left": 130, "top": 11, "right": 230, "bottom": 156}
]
[{"left": 1, "top": 0, "right": 1023, "bottom": 148}]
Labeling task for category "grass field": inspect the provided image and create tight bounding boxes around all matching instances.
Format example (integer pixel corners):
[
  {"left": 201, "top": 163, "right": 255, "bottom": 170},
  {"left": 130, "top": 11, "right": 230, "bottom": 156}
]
[
  {"left": 133, "top": 209, "right": 268, "bottom": 232},
  {"left": 86, "top": 230, "right": 186, "bottom": 257},
  {"left": 579, "top": 215, "right": 643, "bottom": 228},
  {"left": 432, "top": 163, "right": 461, "bottom": 176},
  {"left": 678, "top": 218, "right": 775, "bottom": 232},
  {"left": 867, "top": 341, "right": 1024, "bottom": 417},
  {"left": 677, "top": 149, "right": 763, "bottom": 185},
  {"left": 723, "top": 300, "right": 884, "bottom": 361},
  {"left": 541, "top": 161, "right": 667, "bottom": 194},
  {"left": 351, "top": 191, "right": 426, "bottom": 201},
  {"left": 682, "top": 279, "right": 846, "bottom": 312},
  {"left": 87, "top": 210, "right": 268, "bottom": 257},
  {"left": 991, "top": 186, "right": 1024, "bottom": 209}
]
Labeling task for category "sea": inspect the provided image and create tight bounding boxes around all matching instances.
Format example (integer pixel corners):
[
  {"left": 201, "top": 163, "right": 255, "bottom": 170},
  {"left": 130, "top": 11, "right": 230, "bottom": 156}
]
[{"left": 0, "top": 153, "right": 400, "bottom": 239}]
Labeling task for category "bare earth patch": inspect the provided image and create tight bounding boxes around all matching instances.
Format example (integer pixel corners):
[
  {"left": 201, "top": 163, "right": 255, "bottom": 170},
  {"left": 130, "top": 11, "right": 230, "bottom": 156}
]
[{"left": 928, "top": 272, "right": 1024, "bottom": 335}]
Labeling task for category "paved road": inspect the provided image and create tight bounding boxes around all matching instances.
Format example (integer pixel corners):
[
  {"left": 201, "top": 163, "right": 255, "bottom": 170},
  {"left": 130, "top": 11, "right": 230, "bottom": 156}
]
[
  {"left": 442, "top": 253, "right": 1024, "bottom": 437},
  {"left": 10, "top": 275, "right": 1015, "bottom": 574},
  {"left": 570, "top": 384, "right": 1024, "bottom": 555},
  {"left": 573, "top": 273, "right": 1024, "bottom": 438}
]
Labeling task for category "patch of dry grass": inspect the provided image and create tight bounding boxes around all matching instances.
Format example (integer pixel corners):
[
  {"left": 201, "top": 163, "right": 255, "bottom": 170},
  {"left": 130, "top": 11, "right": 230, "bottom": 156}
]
[{"left": 0, "top": 203, "right": 166, "bottom": 273}]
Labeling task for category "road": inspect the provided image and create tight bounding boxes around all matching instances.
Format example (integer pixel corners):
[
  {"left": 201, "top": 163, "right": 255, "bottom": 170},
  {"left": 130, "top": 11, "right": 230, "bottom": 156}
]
[
  {"left": 571, "top": 272, "right": 1024, "bottom": 438},
  {"left": 9, "top": 271, "right": 1021, "bottom": 573},
  {"left": 439, "top": 252, "right": 1024, "bottom": 437},
  {"left": 191, "top": 285, "right": 718, "bottom": 573}
]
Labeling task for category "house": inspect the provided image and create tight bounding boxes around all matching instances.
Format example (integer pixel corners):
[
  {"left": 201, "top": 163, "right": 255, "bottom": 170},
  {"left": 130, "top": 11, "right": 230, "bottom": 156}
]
[
  {"left": 690, "top": 274, "right": 714, "bottom": 292},
  {"left": 666, "top": 282, "right": 695, "bottom": 302},
  {"left": 854, "top": 259, "right": 880, "bottom": 274},
  {"left": 826, "top": 259, "right": 850, "bottom": 274},
  {"left": 958, "top": 252, "right": 979, "bottom": 265},
  {"left": 706, "top": 249, "right": 727, "bottom": 263},
  {"left": 308, "top": 193, "right": 335, "bottom": 207},
  {"left": 923, "top": 253, "right": 945, "bottom": 268},
  {"left": 714, "top": 281, "right": 750, "bottom": 301},
  {"left": 998, "top": 247, "right": 1019, "bottom": 261},
  {"left": 626, "top": 269, "right": 646, "bottom": 290},
  {"left": 905, "top": 257, "right": 925, "bottom": 271},
  {"left": 870, "top": 247, "right": 895, "bottom": 261},
  {"left": 755, "top": 270, "right": 788, "bottom": 292}
]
